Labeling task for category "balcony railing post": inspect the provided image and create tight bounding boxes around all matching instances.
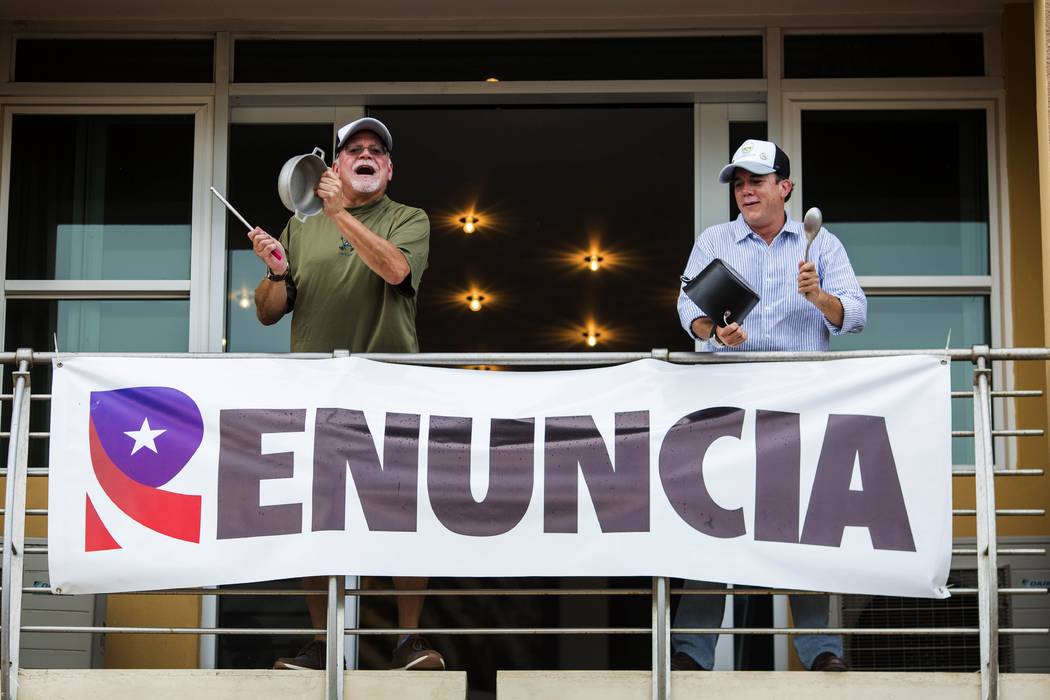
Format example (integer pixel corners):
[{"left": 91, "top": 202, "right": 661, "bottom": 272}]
[
  {"left": 651, "top": 576, "right": 670, "bottom": 700},
  {"left": 972, "top": 346, "right": 999, "bottom": 700},
  {"left": 2, "top": 351, "right": 33, "bottom": 700},
  {"left": 325, "top": 575, "right": 345, "bottom": 700}
]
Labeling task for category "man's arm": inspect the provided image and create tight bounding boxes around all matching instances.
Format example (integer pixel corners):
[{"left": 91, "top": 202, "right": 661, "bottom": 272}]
[
  {"left": 317, "top": 170, "right": 410, "bottom": 285},
  {"left": 248, "top": 227, "right": 290, "bottom": 325},
  {"left": 689, "top": 317, "right": 747, "bottom": 347},
  {"left": 798, "top": 260, "right": 844, "bottom": 327},
  {"left": 797, "top": 233, "right": 867, "bottom": 335}
]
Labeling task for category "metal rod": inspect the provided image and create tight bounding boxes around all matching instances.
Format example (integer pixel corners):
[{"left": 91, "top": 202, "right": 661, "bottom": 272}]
[
  {"left": 651, "top": 576, "right": 669, "bottom": 700},
  {"left": 2, "top": 355, "right": 32, "bottom": 700},
  {"left": 951, "top": 430, "right": 1043, "bottom": 438},
  {"left": 326, "top": 576, "right": 344, "bottom": 700},
  {"left": 972, "top": 348, "right": 999, "bottom": 700},
  {"left": 6, "top": 348, "right": 1050, "bottom": 366},
  {"left": 18, "top": 625, "right": 1049, "bottom": 636},
  {"left": 209, "top": 186, "right": 254, "bottom": 232},
  {"left": 953, "top": 549, "right": 1046, "bottom": 556},
  {"left": 951, "top": 469, "right": 1044, "bottom": 476},
  {"left": 951, "top": 390, "right": 1042, "bottom": 398},
  {"left": 952, "top": 509, "right": 1045, "bottom": 516},
  {"left": 15, "top": 586, "right": 1048, "bottom": 597}
]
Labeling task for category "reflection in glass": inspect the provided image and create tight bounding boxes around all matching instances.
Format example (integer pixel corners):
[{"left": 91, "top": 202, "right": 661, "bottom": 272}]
[
  {"left": 3, "top": 299, "right": 190, "bottom": 471},
  {"left": 6, "top": 299, "right": 189, "bottom": 353},
  {"left": 54, "top": 224, "right": 191, "bottom": 279},
  {"left": 830, "top": 222, "right": 988, "bottom": 276},
  {"left": 226, "top": 250, "right": 291, "bottom": 352},
  {"left": 801, "top": 110, "right": 988, "bottom": 277},
  {"left": 831, "top": 295, "right": 988, "bottom": 465},
  {"left": 6, "top": 114, "right": 194, "bottom": 280}
]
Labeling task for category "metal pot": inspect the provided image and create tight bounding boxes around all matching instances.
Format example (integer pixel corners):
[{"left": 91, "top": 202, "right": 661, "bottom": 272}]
[{"left": 277, "top": 147, "right": 327, "bottom": 222}]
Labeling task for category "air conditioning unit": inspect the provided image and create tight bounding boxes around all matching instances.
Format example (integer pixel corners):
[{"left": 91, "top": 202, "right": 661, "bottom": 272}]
[
  {"left": 18, "top": 538, "right": 105, "bottom": 669},
  {"left": 838, "top": 567, "right": 1012, "bottom": 672}
]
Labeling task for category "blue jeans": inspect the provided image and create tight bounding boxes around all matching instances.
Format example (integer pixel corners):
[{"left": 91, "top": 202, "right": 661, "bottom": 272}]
[{"left": 672, "top": 580, "right": 843, "bottom": 670}]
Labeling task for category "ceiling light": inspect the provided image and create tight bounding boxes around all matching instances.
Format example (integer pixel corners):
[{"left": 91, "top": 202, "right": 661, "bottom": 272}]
[
  {"left": 459, "top": 215, "right": 479, "bottom": 234},
  {"left": 584, "top": 254, "right": 604, "bottom": 272},
  {"left": 466, "top": 293, "right": 485, "bottom": 312}
]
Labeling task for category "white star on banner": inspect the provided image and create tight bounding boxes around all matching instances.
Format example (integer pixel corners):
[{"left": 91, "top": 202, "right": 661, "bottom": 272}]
[{"left": 124, "top": 418, "right": 167, "bottom": 456}]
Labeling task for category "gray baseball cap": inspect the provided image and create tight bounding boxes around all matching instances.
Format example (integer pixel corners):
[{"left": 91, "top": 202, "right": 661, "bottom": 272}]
[{"left": 336, "top": 117, "right": 393, "bottom": 153}]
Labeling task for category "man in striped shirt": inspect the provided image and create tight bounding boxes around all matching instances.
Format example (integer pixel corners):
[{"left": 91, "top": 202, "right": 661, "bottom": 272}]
[
  {"left": 677, "top": 139, "right": 866, "bottom": 351},
  {"left": 672, "top": 139, "right": 866, "bottom": 672}
]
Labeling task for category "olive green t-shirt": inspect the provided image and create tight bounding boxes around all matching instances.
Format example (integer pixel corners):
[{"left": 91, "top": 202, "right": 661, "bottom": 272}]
[{"left": 277, "top": 196, "right": 429, "bottom": 353}]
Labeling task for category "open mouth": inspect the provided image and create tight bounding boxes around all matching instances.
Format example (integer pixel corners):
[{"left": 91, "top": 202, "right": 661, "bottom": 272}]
[{"left": 354, "top": 164, "right": 376, "bottom": 176}]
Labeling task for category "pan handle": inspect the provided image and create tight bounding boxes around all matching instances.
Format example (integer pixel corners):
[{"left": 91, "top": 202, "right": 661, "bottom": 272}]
[{"left": 312, "top": 147, "right": 326, "bottom": 163}]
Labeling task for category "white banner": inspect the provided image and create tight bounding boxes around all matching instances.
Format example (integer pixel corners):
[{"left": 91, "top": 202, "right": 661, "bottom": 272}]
[{"left": 48, "top": 355, "right": 952, "bottom": 598}]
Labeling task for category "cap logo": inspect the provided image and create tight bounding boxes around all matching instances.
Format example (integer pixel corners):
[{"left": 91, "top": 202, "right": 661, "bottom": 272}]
[
  {"left": 759, "top": 153, "right": 768, "bottom": 160},
  {"left": 741, "top": 144, "right": 753, "bottom": 154}
]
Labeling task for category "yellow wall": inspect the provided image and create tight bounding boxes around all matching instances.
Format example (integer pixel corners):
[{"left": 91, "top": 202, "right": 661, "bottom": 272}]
[
  {"left": 1038, "top": 0, "right": 1050, "bottom": 541},
  {"left": 1, "top": 475, "right": 201, "bottom": 669},
  {"left": 980, "top": 3, "right": 1050, "bottom": 541}
]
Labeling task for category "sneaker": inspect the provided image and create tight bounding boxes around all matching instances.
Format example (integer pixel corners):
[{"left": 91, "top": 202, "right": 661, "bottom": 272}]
[
  {"left": 670, "top": 651, "right": 706, "bottom": 671},
  {"left": 273, "top": 639, "right": 325, "bottom": 670},
  {"left": 810, "top": 652, "right": 848, "bottom": 672},
  {"left": 390, "top": 635, "right": 445, "bottom": 670}
]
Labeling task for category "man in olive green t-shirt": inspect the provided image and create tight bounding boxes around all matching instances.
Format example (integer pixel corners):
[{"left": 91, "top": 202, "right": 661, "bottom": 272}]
[{"left": 248, "top": 117, "right": 441, "bottom": 673}]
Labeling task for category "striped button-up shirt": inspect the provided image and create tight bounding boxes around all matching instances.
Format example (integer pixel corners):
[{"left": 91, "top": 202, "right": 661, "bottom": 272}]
[{"left": 677, "top": 214, "right": 866, "bottom": 352}]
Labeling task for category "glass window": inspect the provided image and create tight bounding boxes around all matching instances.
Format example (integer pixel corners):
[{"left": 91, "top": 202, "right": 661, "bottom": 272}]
[
  {"left": 224, "top": 124, "right": 332, "bottom": 352},
  {"left": 6, "top": 115, "right": 194, "bottom": 280},
  {"left": 4, "top": 299, "right": 190, "bottom": 470},
  {"left": 801, "top": 109, "right": 989, "bottom": 276},
  {"left": 234, "top": 37, "right": 763, "bottom": 82},
  {"left": 784, "top": 33, "right": 984, "bottom": 79},
  {"left": 830, "top": 295, "right": 988, "bottom": 465},
  {"left": 369, "top": 104, "right": 695, "bottom": 353},
  {"left": 6, "top": 299, "right": 190, "bottom": 353},
  {"left": 15, "top": 39, "right": 214, "bottom": 83}
]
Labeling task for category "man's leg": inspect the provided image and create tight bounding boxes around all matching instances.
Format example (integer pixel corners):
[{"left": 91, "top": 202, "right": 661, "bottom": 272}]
[
  {"left": 394, "top": 576, "right": 426, "bottom": 628},
  {"left": 390, "top": 576, "right": 445, "bottom": 670},
  {"left": 304, "top": 575, "right": 327, "bottom": 638},
  {"left": 671, "top": 580, "right": 727, "bottom": 670},
  {"left": 272, "top": 576, "right": 328, "bottom": 669},
  {"left": 788, "top": 594, "right": 845, "bottom": 670}
]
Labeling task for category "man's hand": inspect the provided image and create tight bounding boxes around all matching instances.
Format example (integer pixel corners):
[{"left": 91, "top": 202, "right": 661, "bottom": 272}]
[
  {"left": 715, "top": 322, "right": 747, "bottom": 347},
  {"left": 247, "top": 227, "right": 287, "bottom": 274},
  {"left": 317, "top": 168, "right": 349, "bottom": 216},
  {"left": 798, "top": 260, "right": 845, "bottom": 327},
  {"left": 797, "top": 260, "right": 823, "bottom": 302}
]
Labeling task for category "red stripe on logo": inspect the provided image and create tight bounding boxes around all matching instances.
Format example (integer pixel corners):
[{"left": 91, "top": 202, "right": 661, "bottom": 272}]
[
  {"left": 89, "top": 418, "right": 201, "bottom": 543},
  {"left": 85, "top": 494, "right": 121, "bottom": 551}
]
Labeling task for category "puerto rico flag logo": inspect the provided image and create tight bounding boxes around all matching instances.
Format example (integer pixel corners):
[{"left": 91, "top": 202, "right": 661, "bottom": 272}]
[{"left": 85, "top": 387, "right": 203, "bottom": 551}]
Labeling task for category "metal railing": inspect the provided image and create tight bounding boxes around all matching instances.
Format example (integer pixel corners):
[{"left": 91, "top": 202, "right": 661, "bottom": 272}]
[{"left": 1, "top": 346, "right": 1047, "bottom": 700}]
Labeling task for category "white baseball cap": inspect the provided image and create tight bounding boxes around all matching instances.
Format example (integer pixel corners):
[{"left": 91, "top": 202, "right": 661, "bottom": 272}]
[
  {"left": 336, "top": 117, "right": 393, "bottom": 153},
  {"left": 717, "top": 139, "right": 791, "bottom": 183}
]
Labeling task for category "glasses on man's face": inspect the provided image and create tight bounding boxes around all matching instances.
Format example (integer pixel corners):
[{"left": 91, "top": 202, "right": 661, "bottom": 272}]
[{"left": 344, "top": 144, "right": 388, "bottom": 157}]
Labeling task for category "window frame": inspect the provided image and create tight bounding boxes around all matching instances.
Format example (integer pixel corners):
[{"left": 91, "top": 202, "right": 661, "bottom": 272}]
[
  {"left": 782, "top": 93, "right": 1013, "bottom": 468},
  {"left": 0, "top": 98, "right": 217, "bottom": 352}
]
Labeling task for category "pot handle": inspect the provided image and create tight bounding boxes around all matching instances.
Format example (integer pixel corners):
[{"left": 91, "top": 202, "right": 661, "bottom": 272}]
[
  {"left": 312, "top": 147, "right": 326, "bottom": 164},
  {"left": 294, "top": 209, "right": 308, "bottom": 223}
]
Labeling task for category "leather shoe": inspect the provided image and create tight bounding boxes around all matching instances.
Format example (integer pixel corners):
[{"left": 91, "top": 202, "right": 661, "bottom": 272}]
[
  {"left": 810, "top": 652, "right": 848, "bottom": 671},
  {"left": 670, "top": 651, "right": 706, "bottom": 671}
]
